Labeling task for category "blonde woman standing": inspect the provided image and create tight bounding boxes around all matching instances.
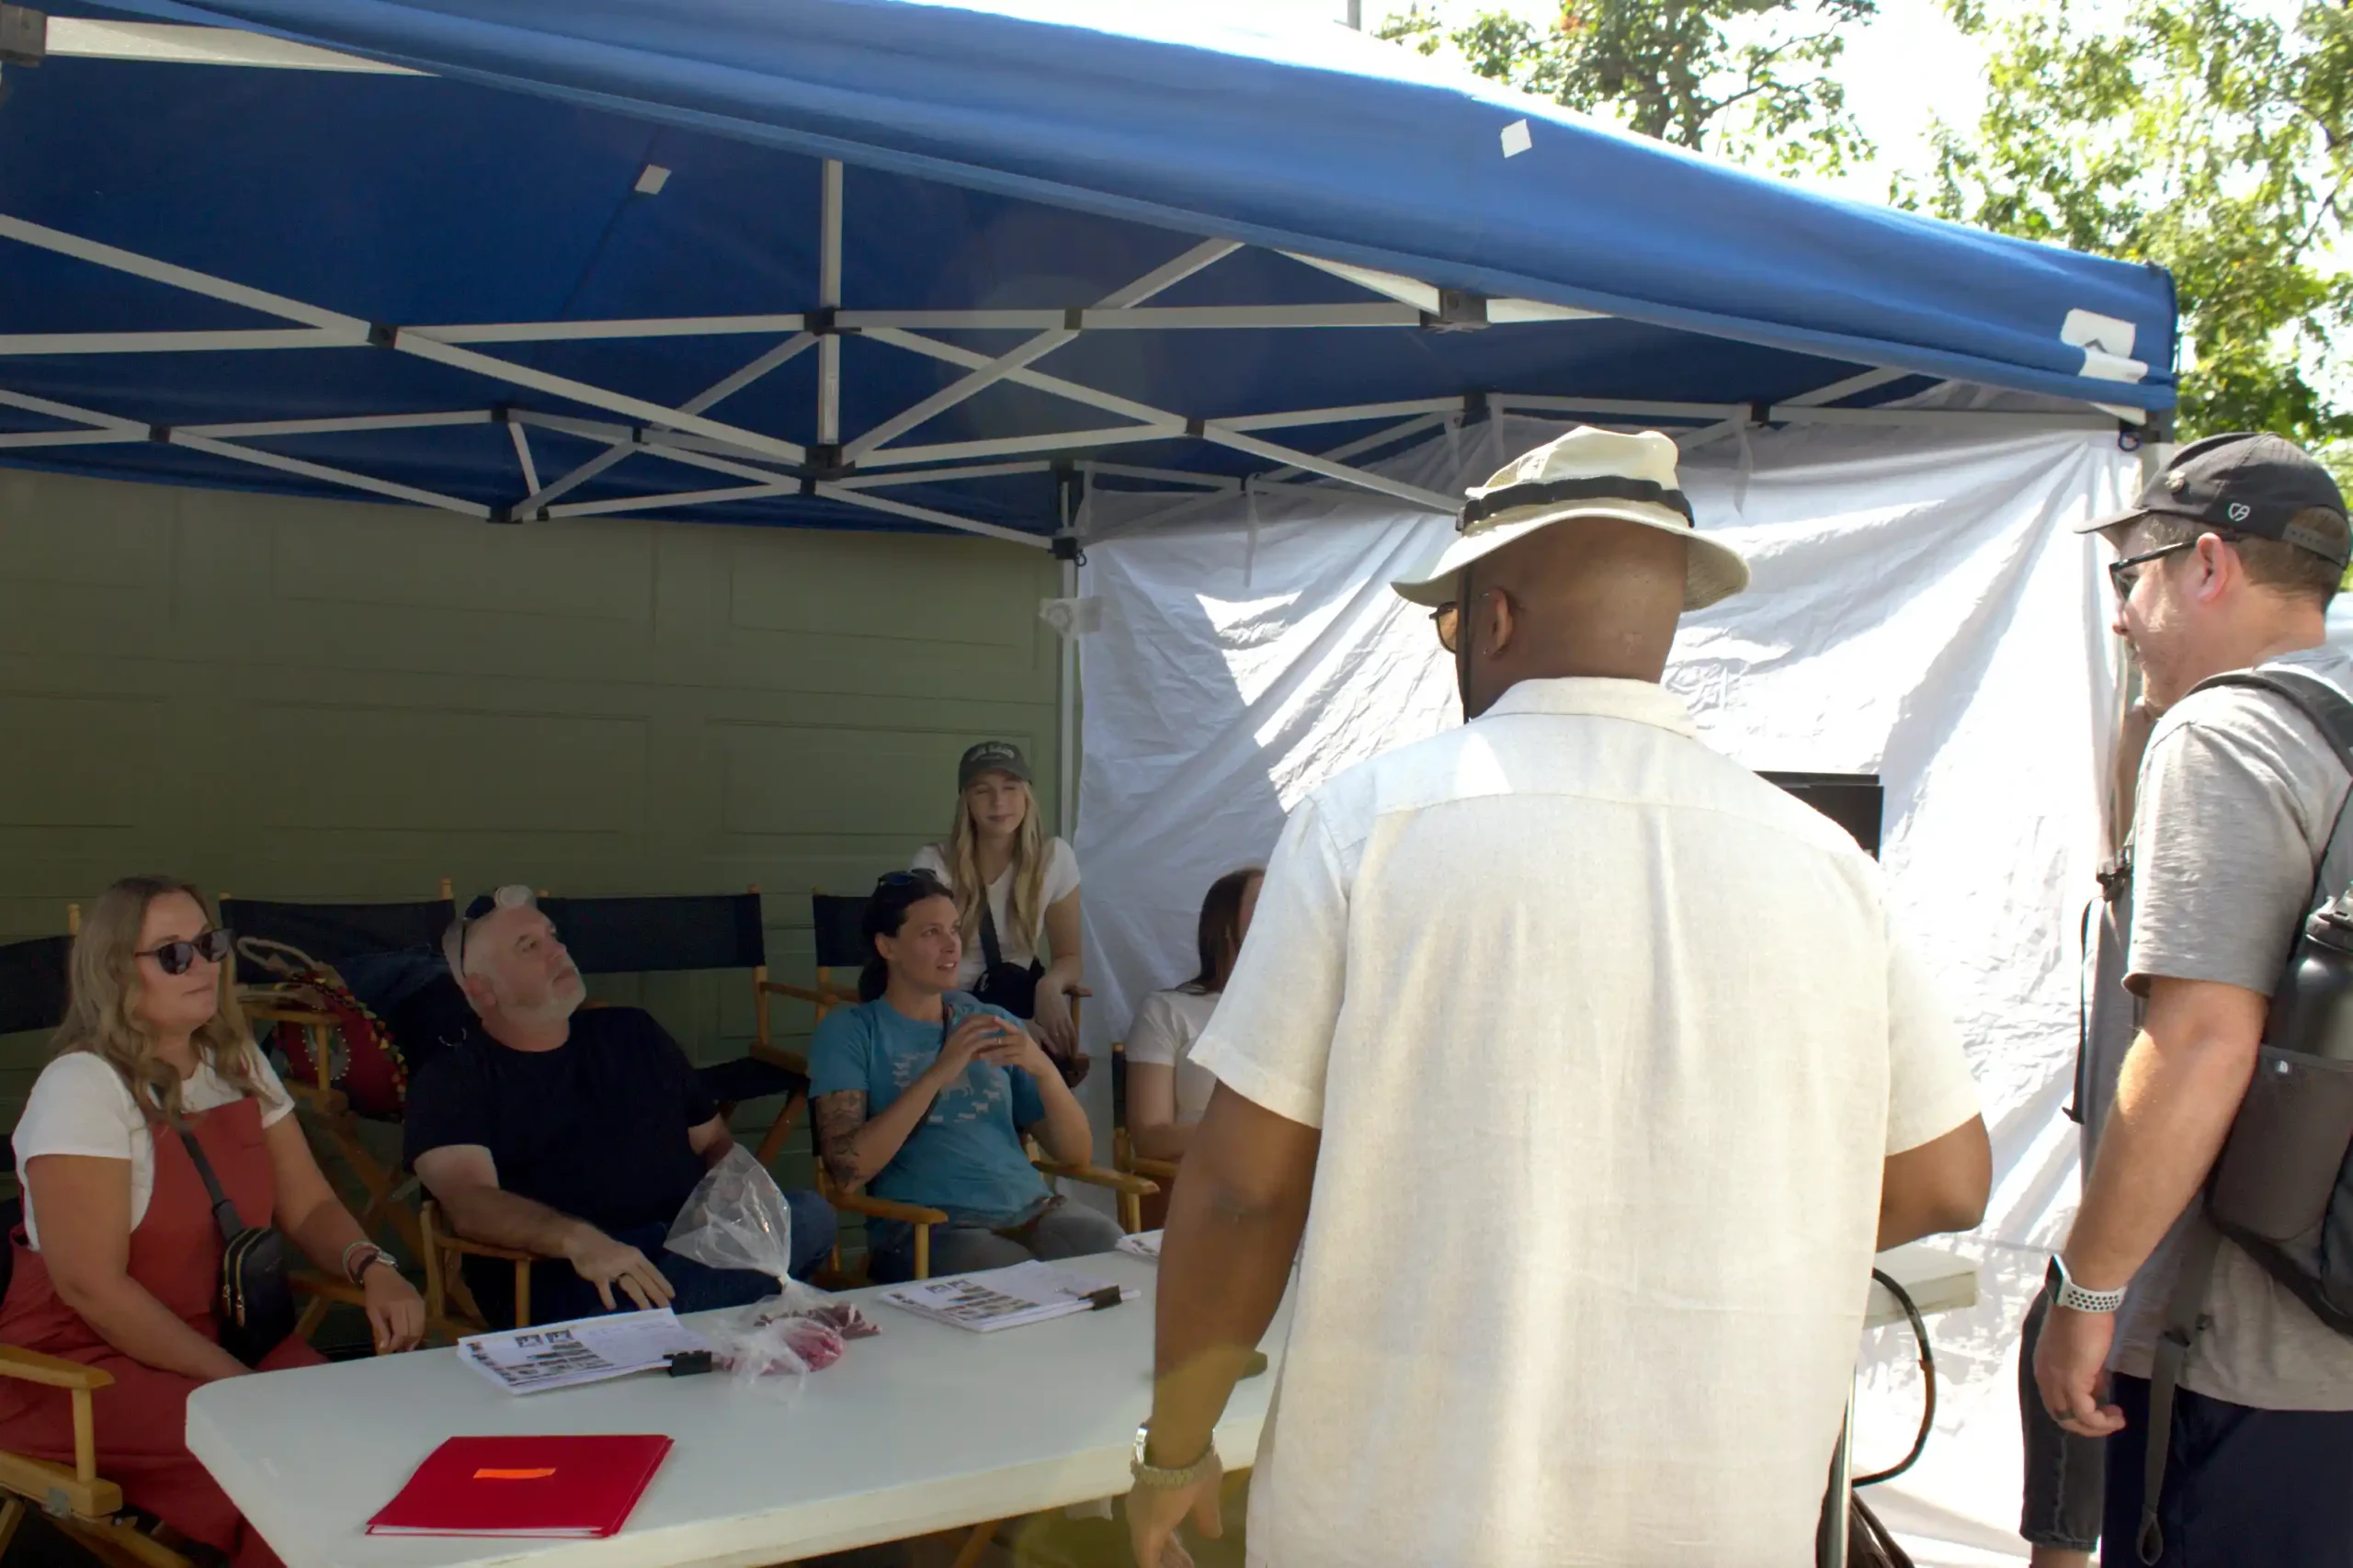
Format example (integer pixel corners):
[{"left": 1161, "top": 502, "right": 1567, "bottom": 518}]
[
  {"left": 911, "top": 742, "right": 1086, "bottom": 1056},
  {"left": 0, "top": 877, "right": 424, "bottom": 1568}
]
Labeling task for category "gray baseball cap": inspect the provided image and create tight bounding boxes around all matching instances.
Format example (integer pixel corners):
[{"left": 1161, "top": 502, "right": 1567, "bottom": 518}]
[{"left": 958, "top": 741, "right": 1031, "bottom": 790}]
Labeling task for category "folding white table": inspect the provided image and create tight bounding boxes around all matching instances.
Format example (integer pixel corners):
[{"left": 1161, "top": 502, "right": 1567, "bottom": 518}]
[{"left": 187, "top": 1244, "right": 1973, "bottom": 1568}]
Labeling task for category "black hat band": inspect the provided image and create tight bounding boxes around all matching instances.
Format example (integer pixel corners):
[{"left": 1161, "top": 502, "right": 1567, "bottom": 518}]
[{"left": 1460, "top": 476, "right": 1694, "bottom": 534}]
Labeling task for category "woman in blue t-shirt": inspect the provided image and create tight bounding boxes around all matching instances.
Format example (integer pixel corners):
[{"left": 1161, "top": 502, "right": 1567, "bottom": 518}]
[{"left": 808, "top": 870, "right": 1122, "bottom": 1282}]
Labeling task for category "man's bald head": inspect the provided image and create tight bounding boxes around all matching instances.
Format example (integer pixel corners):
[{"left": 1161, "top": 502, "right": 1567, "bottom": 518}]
[
  {"left": 449, "top": 900, "right": 585, "bottom": 1038},
  {"left": 1457, "top": 517, "right": 1688, "bottom": 719}
]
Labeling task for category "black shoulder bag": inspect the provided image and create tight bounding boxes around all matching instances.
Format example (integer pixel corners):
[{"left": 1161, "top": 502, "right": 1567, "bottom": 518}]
[
  {"left": 971, "top": 899, "right": 1045, "bottom": 1019},
  {"left": 972, "top": 903, "right": 1090, "bottom": 1088},
  {"left": 174, "top": 1126, "right": 298, "bottom": 1367}
]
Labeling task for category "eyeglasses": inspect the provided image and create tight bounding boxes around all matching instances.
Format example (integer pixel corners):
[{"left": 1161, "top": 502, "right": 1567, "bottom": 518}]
[
  {"left": 450, "top": 884, "right": 534, "bottom": 974},
  {"left": 2108, "top": 541, "right": 2195, "bottom": 600},
  {"left": 137, "top": 928, "right": 234, "bottom": 976},
  {"left": 1430, "top": 601, "right": 1461, "bottom": 653},
  {"left": 875, "top": 870, "right": 949, "bottom": 895}
]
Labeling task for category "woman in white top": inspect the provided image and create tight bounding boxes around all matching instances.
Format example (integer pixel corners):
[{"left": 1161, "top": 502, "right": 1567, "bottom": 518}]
[
  {"left": 0, "top": 877, "right": 425, "bottom": 1568},
  {"left": 1125, "top": 867, "right": 1263, "bottom": 1164},
  {"left": 911, "top": 740, "right": 1086, "bottom": 1054}
]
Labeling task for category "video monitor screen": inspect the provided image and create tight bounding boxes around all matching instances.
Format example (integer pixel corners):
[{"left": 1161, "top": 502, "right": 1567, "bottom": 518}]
[{"left": 1759, "top": 772, "right": 1883, "bottom": 860}]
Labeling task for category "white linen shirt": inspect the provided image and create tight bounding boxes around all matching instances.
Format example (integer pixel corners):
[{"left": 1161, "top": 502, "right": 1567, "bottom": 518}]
[{"left": 1190, "top": 676, "right": 1981, "bottom": 1568}]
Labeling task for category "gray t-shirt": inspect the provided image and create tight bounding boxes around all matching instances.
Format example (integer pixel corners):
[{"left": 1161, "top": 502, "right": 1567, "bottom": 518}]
[{"left": 2109, "top": 641, "right": 2353, "bottom": 1409}]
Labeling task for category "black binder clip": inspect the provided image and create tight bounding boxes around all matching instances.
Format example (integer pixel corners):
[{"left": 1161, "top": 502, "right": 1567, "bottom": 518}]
[
  {"left": 665, "top": 1350, "right": 715, "bottom": 1377},
  {"left": 1085, "top": 1286, "right": 1123, "bottom": 1312}
]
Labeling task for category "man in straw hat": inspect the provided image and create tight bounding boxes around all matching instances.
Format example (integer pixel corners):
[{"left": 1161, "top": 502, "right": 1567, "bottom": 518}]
[{"left": 1127, "top": 426, "right": 1990, "bottom": 1567}]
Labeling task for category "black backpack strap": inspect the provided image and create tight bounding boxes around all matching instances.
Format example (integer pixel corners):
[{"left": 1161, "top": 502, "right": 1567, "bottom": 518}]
[
  {"left": 2138, "top": 1217, "right": 2225, "bottom": 1563},
  {"left": 2192, "top": 667, "right": 2353, "bottom": 773}
]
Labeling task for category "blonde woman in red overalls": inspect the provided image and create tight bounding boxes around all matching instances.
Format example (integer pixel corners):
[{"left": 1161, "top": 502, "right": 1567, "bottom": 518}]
[{"left": 0, "top": 877, "right": 426, "bottom": 1568}]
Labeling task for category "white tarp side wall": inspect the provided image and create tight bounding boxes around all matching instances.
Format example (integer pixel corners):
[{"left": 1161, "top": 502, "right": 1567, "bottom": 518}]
[{"left": 1073, "top": 415, "right": 2136, "bottom": 1566}]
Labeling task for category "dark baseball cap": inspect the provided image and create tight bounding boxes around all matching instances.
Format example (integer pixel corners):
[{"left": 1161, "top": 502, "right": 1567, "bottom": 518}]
[
  {"left": 2079, "top": 432, "right": 2349, "bottom": 566},
  {"left": 957, "top": 740, "right": 1031, "bottom": 790}
]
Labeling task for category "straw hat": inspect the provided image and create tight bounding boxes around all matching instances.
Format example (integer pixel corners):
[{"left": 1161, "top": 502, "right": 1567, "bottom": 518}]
[{"left": 1390, "top": 426, "right": 1748, "bottom": 611}]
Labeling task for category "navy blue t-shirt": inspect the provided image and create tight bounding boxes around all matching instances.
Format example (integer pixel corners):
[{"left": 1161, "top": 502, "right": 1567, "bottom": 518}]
[{"left": 403, "top": 1007, "right": 716, "bottom": 1235}]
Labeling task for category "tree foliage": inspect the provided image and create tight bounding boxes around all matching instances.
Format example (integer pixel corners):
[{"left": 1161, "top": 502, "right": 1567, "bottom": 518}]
[
  {"left": 1377, "top": 0, "right": 1879, "bottom": 174},
  {"left": 1915, "top": 0, "right": 2353, "bottom": 443}
]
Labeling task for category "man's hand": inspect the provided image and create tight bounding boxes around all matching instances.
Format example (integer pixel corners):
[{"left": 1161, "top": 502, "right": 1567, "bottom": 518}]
[
  {"left": 1126, "top": 1453, "right": 1224, "bottom": 1568},
  {"left": 361, "top": 1262, "right": 427, "bottom": 1353},
  {"left": 562, "top": 1227, "right": 675, "bottom": 1311},
  {"left": 2032, "top": 1301, "right": 2126, "bottom": 1438}
]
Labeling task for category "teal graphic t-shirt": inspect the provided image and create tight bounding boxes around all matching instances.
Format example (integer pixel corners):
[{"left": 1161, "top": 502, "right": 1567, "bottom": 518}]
[{"left": 808, "top": 994, "right": 1051, "bottom": 1226}]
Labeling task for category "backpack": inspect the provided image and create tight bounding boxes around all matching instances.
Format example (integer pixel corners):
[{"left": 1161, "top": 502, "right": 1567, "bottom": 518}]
[{"left": 2193, "top": 665, "right": 2353, "bottom": 1333}]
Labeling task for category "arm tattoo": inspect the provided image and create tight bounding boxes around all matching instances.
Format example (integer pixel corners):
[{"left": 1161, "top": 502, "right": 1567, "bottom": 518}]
[{"left": 813, "top": 1090, "right": 870, "bottom": 1188}]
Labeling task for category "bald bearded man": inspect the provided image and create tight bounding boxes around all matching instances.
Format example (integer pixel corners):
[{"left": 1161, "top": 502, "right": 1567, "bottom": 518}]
[
  {"left": 1126, "top": 428, "right": 1991, "bottom": 1568},
  {"left": 404, "top": 887, "right": 834, "bottom": 1326}
]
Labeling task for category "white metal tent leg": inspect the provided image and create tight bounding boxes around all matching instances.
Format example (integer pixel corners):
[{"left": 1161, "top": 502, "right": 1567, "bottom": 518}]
[{"left": 818, "top": 159, "right": 844, "bottom": 449}]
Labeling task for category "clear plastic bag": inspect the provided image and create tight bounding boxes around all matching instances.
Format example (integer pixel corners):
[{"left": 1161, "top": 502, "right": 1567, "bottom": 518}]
[{"left": 664, "top": 1147, "right": 875, "bottom": 1391}]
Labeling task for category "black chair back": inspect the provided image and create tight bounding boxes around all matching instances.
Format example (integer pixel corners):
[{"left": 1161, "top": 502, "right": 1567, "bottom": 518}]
[
  {"left": 537, "top": 892, "right": 765, "bottom": 977},
  {"left": 1761, "top": 772, "right": 1884, "bottom": 860},
  {"left": 810, "top": 894, "right": 872, "bottom": 972},
  {"left": 219, "top": 897, "right": 456, "bottom": 967},
  {"left": 0, "top": 935, "right": 72, "bottom": 1038}
]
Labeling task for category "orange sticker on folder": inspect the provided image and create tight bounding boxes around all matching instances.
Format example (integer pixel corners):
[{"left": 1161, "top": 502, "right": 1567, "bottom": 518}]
[{"left": 472, "top": 1469, "right": 557, "bottom": 1481}]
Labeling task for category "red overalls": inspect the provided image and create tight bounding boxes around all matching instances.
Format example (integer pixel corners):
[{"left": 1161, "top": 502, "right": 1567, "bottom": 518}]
[{"left": 0, "top": 1096, "right": 323, "bottom": 1568}]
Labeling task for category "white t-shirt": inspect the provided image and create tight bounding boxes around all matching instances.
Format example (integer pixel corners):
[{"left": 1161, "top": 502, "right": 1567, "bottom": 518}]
[
  {"left": 13, "top": 1049, "right": 292, "bottom": 1250},
  {"left": 1189, "top": 677, "right": 1982, "bottom": 1568},
  {"left": 1125, "top": 988, "right": 1221, "bottom": 1125},
  {"left": 911, "top": 837, "right": 1081, "bottom": 991}
]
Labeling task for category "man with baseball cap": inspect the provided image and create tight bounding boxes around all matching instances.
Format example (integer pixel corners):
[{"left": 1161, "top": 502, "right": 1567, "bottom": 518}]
[
  {"left": 1127, "top": 426, "right": 1989, "bottom": 1567},
  {"left": 2031, "top": 433, "right": 2353, "bottom": 1565}
]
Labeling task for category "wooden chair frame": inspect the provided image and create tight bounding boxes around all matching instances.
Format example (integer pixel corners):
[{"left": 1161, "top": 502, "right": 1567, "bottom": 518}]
[
  {"left": 0, "top": 1349, "right": 188, "bottom": 1568},
  {"left": 1109, "top": 1040, "right": 1180, "bottom": 1233},
  {"left": 419, "top": 1199, "right": 534, "bottom": 1334}
]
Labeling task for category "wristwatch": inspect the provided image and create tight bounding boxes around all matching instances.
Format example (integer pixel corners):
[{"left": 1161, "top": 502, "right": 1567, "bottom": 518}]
[
  {"left": 1131, "top": 1426, "right": 1216, "bottom": 1489},
  {"left": 2053, "top": 1255, "right": 2127, "bottom": 1315}
]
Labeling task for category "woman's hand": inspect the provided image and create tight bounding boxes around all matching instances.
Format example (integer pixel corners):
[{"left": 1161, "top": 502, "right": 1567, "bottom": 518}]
[
  {"left": 1029, "top": 982, "right": 1089, "bottom": 1055},
  {"left": 933, "top": 1013, "right": 1009, "bottom": 1082},
  {"left": 361, "top": 1262, "right": 427, "bottom": 1354},
  {"left": 977, "top": 1017, "right": 1057, "bottom": 1081}
]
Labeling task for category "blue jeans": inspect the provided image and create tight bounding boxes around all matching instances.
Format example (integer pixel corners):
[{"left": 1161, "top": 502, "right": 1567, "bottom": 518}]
[
  {"left": 2105, "top": 1372, "right": 2353, "bottom": 1566},
  {"left": 868, "top": 1197, "right": 1124, "bottom": 1284},
  {"left": 467, "top": 1189, "right": 838, "bottom": 1327}
]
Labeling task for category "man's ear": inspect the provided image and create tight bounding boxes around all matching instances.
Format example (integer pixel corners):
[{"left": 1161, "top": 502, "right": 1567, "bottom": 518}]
[
  {"left": 1485, "top": 587, "right": 1518, "bottom": 657},
  {"left": 2194, "top": 532, "right": 2238, "bottom": 602},
  {"left": 459, "top": 971, "right": 494, "bottom": 1013}
]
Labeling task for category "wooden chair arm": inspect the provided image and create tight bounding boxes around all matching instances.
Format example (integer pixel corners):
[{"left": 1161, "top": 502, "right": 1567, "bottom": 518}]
[
  {"left": 1131, "top": 1156, "right": 1181, "bottom": 1183},
  {"left": 1033, "top": 1160, "right": 1160, "bottom": 1198},
  {"left": 760, "top": 981, "right": 854, "bottom": 1009},
  {"left": 237, "top": 1002, "right": 339, "bottom": 1027},
  {"left": 0, "top": 1345, "right": 113, "bottom": 1392},
  {"left": 825, "top": 1189, "right": 949, "bottom": 1227},
  {"left": 437, "top": 1234, "right": 542, "bottom": 1265}
]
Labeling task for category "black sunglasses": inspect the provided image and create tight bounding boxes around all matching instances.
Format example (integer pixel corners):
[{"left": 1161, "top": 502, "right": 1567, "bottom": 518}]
[
  {"left": 875, "top": 870, "right": 949, "bottom": 895},
  {"left": 2108, "top": 540, "right": 2197, "bottom": 600},
  {"left": 1430, "top": 600, "right": 1461, "bottom": 654},
  {"left": 137, "top": 928, "right": 234, "bottom": 976}
]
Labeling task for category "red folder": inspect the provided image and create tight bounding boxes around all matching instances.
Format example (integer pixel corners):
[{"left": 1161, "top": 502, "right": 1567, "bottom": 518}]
[{"left": 367, "top": 1435, "right": 674, "bottom": 1538}]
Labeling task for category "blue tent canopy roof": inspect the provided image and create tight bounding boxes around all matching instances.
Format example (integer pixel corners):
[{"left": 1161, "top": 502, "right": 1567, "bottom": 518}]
[{"left": 0, "top": 0, "right": 2176, "bottom": 541}]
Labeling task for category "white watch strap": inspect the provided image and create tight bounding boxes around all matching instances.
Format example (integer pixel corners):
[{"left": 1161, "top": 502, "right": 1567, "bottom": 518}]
[{"left": 2054, "top": 1256, "right": 2127, "bottom": 1314}]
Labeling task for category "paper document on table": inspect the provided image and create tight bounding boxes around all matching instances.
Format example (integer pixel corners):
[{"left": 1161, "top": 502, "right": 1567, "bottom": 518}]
[
  {"left": 1117, "top": 1230, "right": 1163, "bottom": 1261},
  {"left": 458, "top": 1309, "right": 713, "bottom": 1395},
  {"left": 880, "top": 1260, "right": 1137, "bottom": 1333}
]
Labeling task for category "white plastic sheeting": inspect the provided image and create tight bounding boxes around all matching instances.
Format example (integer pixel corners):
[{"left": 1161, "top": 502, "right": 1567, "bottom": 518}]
[{"left": 1074, "top": 414, "right": 2139, "bottom": 1564}]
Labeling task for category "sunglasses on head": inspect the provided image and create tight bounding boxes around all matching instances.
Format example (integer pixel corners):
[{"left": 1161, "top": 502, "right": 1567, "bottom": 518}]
[
  {"left": 138, "top": 928, "right": 234, "bottom": 976},
  {"left": 875, "top": 870, "right": 948, "bottom": 896}
]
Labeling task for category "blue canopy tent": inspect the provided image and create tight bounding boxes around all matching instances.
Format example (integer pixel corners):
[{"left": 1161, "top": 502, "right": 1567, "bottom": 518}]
[{"left": 0, "top": 0, "right": 2174, "bottom": 555}]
